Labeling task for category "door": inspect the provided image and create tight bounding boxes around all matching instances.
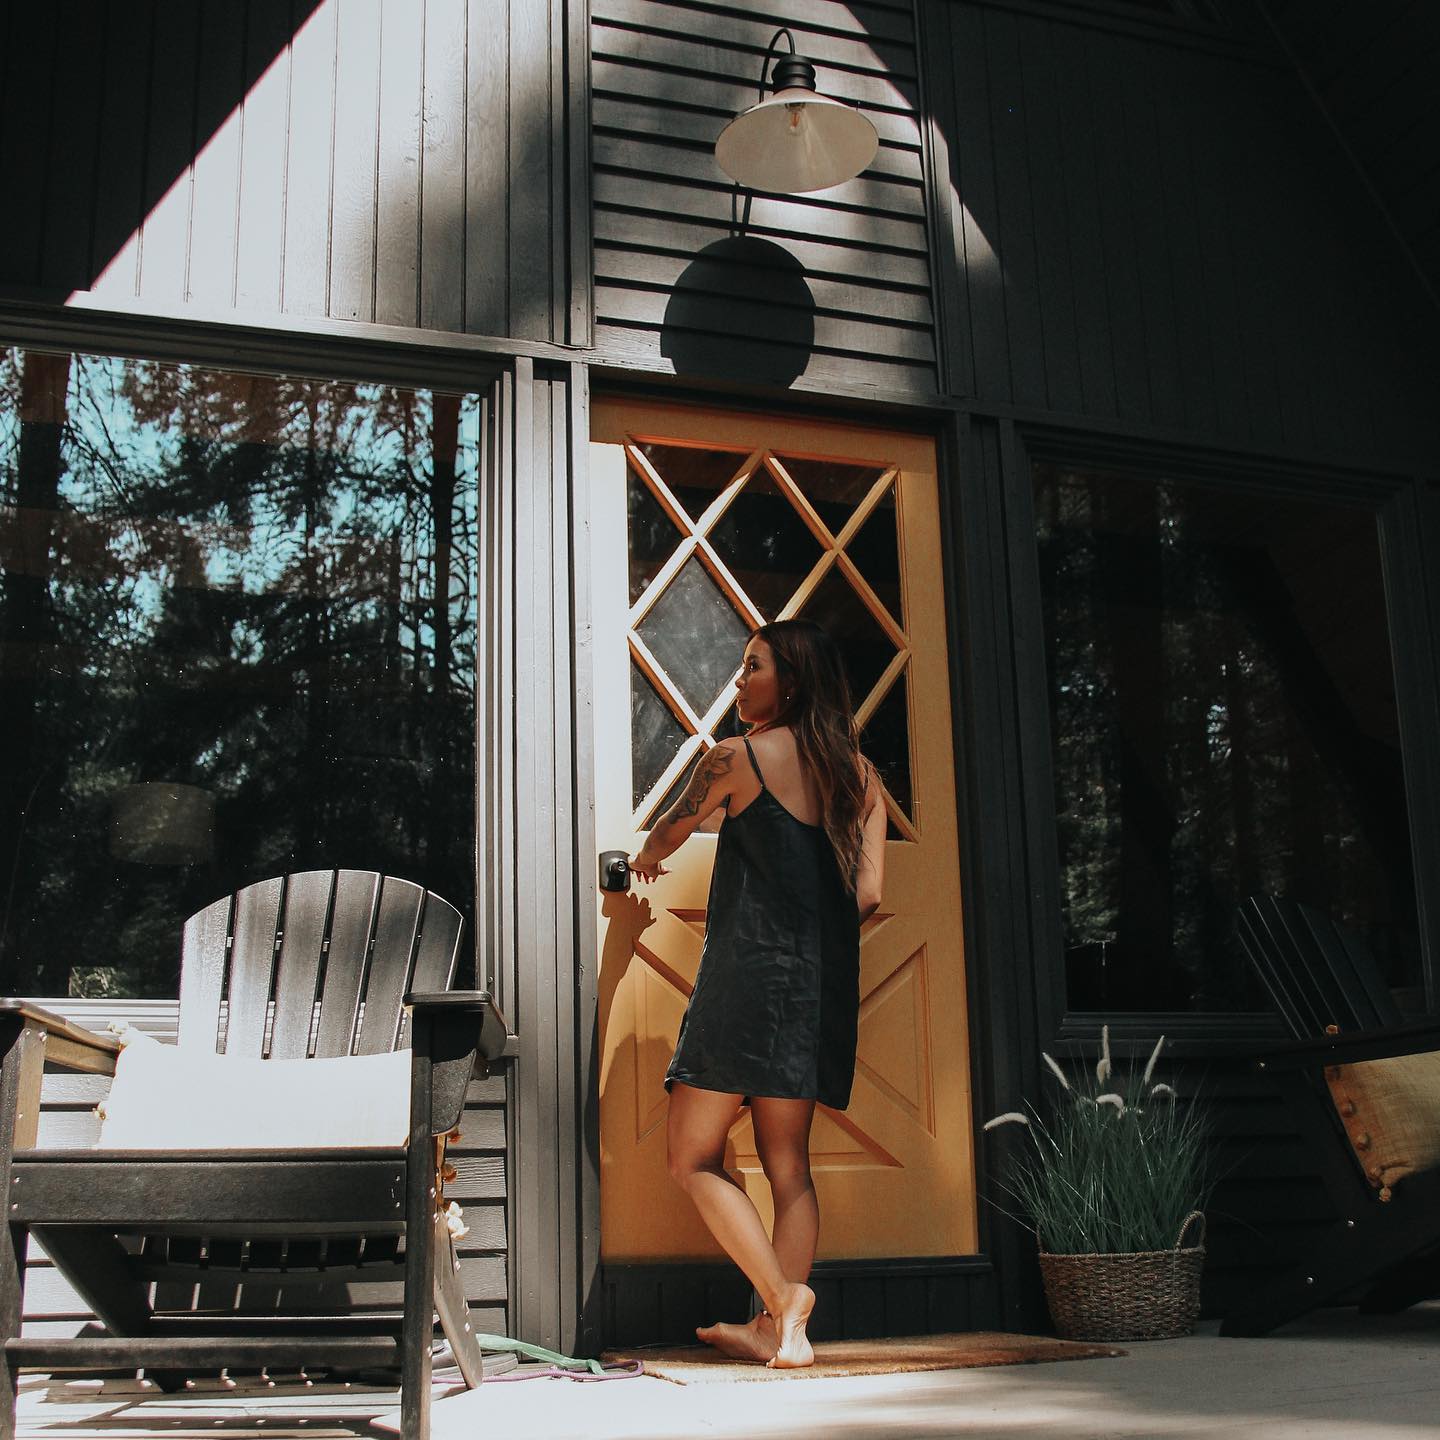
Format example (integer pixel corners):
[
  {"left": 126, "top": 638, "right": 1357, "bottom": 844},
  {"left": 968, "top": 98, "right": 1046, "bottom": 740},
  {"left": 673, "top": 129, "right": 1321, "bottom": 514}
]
[{"left": 591, "top": 398, "right": 977, "bottom": 1262}]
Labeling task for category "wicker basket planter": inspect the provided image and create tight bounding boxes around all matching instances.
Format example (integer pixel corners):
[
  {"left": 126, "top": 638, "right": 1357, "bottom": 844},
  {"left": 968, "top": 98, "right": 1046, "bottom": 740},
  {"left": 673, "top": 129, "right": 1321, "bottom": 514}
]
[{"left": 1038, "top": 1212, "right": 1206, "bottom": 1342}]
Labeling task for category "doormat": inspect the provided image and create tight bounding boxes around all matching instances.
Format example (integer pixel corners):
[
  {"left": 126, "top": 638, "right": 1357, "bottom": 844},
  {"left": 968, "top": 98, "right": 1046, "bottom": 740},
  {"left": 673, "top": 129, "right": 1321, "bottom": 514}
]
[{"left": 601, "top": 1330, "right": 1124, "bottom": 1383}]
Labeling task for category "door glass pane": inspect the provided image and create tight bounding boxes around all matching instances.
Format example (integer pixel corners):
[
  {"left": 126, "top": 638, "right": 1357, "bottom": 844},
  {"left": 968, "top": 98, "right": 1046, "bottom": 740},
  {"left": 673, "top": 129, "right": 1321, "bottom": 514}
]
[
  {"left": 861, "top": 671, "right": 913, "bottom": 820},
  {"left": 640, "top": 699, "right": 744, "bottom": 828},
  {"left": 637, "top": 442, "right": 746, "bottom": 524},
  {"left": 1034, "top": 461, "right": 1421, "bottom": 1014},
  {"left": 628, "top": 463, "right": 682, "bottom": 605},
  {"left": 846, "top": 486, "right": 903, "bottom": 626},
  {"left": 774, "top": 454, "right": 887, "bottom": 538},
  {"left": 631, "top": 664, "right": 688, "bottom": 809},
  {"left": 798, "top": 566, "right": 897, "bottom": 706},
  {"left": 707, "top": 464, "right": 822, "bottom": 620},
  {"left": 0, "top": 348, "right": 480, "bottom": 998},
  {"left": 644, "top": 764, "right": 691, "bottom": 831},
  {"left": 712, "top": 699, "right": 744, "bottom": 741},
  {"left": 635, "top": 555, "right": 748, "bottom": 715}
]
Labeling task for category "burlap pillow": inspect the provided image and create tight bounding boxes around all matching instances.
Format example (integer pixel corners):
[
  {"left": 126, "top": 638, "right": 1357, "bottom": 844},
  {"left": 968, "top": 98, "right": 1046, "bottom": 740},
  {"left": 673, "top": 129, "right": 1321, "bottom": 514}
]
[{"left": 1325, "top": 1051, "right": 1440, "bottom": 1197}]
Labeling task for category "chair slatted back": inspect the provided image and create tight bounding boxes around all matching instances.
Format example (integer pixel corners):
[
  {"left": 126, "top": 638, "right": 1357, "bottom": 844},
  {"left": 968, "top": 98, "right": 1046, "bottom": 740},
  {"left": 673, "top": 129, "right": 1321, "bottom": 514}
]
[
  {"left": 1237, "top": 894, "right": 1403, "bottom": 1037},
  {"left": 177, "top": 870, "right": 465, "bottom": 1057}
]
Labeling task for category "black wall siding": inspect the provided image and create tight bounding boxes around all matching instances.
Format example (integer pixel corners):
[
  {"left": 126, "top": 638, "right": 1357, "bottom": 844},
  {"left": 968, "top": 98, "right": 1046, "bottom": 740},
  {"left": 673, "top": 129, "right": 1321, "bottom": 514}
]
[
  {"left": 923, "top": 3, "right": 1440, "bottom": 466},
  {"left": 1267, "top": 0, "right": 1440, "bottom": 305},
  {"left": 590, "top": 0, "right": 940, "bottom": 397}
]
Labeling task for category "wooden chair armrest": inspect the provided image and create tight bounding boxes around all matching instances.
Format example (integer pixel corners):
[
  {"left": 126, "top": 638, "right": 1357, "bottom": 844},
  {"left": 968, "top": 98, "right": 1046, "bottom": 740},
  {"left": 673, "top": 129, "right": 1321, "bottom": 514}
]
[
  {"left": 405, "top": 992, "right": 512, "bottom": 1136},
  {"left": 405, "top": 991, "right": 511, "bottom": 1065},
  {"left": 1255, "top": 1020, "right": 1440, "bottom": 1073},
  {"left": 0, "top": 998, "right": 121, "bottom": 1075}
]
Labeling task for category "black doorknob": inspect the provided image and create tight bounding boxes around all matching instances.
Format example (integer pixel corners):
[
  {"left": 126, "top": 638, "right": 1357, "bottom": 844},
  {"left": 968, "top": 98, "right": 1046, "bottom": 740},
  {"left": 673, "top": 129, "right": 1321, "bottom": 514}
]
[{"left": 599, "top": 850, "right": 631, "bottom": 893}]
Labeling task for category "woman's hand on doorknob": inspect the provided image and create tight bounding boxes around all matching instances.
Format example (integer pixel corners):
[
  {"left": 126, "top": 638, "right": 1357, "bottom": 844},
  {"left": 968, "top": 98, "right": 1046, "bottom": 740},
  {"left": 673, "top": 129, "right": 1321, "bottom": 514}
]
[{"left": 630, "top": 853, "right": 668, "bottom": 883}]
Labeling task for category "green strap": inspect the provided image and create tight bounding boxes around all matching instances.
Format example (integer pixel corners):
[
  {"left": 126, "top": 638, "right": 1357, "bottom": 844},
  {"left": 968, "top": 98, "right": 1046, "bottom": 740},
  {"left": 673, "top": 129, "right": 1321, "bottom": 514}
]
[{"left": 471, "top": 1333, "right": 608, "bottom": 1375}]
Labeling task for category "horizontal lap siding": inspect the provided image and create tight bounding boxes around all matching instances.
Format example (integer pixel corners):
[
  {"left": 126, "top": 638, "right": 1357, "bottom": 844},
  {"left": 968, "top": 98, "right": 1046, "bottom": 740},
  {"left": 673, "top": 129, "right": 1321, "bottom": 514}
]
[
  {"left": 19, "top": 1001, "right": 510, "bottom": 1340},
  {"left": 1175, "top": 1060, "right": 1337, "bottom": 1314},
  {"left": 591, "top": 0, "right": 938, "bottom": 396},
  {"left": 0, "top": 0, "right": 577, "bottom": 345},
  {"left": 927, "top": 4, "right": 1440, "bottom": 466}
]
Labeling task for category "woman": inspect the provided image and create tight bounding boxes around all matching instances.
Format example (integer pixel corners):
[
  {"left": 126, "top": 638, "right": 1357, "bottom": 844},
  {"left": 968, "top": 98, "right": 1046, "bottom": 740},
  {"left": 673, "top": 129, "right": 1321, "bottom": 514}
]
[{"left": 630, "top": 619, "right": 887, "bottom": 1368}]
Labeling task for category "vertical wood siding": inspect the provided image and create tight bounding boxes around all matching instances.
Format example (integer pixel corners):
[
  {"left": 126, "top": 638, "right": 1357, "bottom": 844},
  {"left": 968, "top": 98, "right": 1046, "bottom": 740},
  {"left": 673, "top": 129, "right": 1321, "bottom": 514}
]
[
  {"left": 921, "top": 3, "right": 1440, "bottom": 467},
  {"left": 1267, "top": 0, "right": 1440, "bottom": 304},
  {"left": 479, "top": 362, "right": 599, "bottom": 1355},
  {"left": 19, "top": 1001, "right": 509, "bottom": 1340},
  {"left": 590, "top": 0, "right": 939, "bottom": 397},
  {"left": 0, "top": 0, "right": 583, "bottom": 345}
]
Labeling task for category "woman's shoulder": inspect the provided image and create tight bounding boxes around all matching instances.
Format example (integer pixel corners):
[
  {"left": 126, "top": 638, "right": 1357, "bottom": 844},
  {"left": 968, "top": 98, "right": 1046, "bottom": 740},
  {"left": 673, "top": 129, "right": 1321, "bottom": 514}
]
[
  {"left": 710, "top": 735, "right": 750, "bottom": 759},
  {"left": 704, "top": 735, "right": 753, "bottom": 780},
  {"left": 746, "top": 726, "right": 794, "bottom": 760}
]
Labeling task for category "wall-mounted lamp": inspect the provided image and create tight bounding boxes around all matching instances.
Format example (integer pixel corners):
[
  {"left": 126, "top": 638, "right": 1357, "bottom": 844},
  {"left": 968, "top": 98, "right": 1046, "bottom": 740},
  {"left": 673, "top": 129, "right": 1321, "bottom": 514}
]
[{"left": 714, "top": 28, "right": 879, "bottom": 195}]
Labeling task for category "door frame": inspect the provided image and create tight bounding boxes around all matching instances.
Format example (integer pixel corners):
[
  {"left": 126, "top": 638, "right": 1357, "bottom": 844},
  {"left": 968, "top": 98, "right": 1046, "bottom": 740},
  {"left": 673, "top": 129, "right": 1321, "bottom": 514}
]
[{"left": 572, "top": 386, "right": 1029, "bottom": 1343}]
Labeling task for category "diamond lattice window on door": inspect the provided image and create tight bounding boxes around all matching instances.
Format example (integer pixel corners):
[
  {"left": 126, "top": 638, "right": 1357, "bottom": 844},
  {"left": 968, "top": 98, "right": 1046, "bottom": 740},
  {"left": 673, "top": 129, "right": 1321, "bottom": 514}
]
[{"left": 625, "top": 439, "right": 918, "bottom": 841}]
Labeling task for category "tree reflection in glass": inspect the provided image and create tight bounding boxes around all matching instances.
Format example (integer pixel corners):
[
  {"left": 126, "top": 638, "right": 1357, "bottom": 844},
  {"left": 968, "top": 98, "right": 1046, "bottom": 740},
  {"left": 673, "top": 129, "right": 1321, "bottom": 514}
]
[
  {"left": 1035, "top": 461, "right": 1419, "bottom": 1014},
  {"left": 0, "top": 349, "right": 479, "bottom": 997}
]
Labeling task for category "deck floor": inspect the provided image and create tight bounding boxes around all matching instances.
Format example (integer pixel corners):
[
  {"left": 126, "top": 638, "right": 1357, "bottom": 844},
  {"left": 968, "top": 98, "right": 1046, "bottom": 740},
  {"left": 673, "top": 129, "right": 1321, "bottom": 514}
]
[{"left": 16, "top": 1306, "right": 1440, "bottom": 1439}]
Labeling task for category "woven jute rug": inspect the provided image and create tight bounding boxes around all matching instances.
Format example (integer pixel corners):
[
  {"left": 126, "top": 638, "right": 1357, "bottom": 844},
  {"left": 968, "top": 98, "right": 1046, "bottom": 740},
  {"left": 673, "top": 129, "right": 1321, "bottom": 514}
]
[{"left": 602, "top": 1330, "right": 1124, "bottom": 1383}]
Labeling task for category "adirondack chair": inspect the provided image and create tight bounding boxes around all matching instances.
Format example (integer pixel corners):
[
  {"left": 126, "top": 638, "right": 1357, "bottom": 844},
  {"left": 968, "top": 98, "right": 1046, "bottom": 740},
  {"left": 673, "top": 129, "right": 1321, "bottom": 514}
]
[
  {"left": 1221, "top": 893, "right": 1440, "bottom": 1337},
  {"left": 0, "top": 869, "right": 509, "bottom": 1440}
]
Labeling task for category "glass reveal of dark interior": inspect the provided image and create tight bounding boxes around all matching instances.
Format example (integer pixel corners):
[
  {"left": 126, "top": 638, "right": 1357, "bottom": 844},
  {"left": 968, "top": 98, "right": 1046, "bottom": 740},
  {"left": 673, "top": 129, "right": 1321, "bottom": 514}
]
[
  {"left": 861, "top": 672, "right": 914, "bottom": 821},
  {"left": 637, "top": 442, "right": 747, "bottom": 524},
  {"left": 1034, "top": 461, "right": 1419, "bottom": 1015},
  {"left": 773, "top": 454, "right": 887, "bottom": 538},
  {"left": 645, "top": 763, "right": 692, "bottom": 832},
  {"left": 798, "top": 565, "right": 896, "bottom": 706},
  {"left": 631, "top": 663, "right": 689, "bottom": 810},
  {"left": 628, "top": 463, "right": 682, "bottom": 605},
  {"left": 0, "top": 348, "right": 479, "bottom": 999},
  {"left": 635, "top": 555, "right": 748, "bottom": 716},
  {"left": 846, "top": 486, "right": 903, "bottom": 625},
  {"left": 712, "top": 700, "right": 745, "bottom": 743},
  {"left": 707, "top": 465, "right": 822, "bottom": 620}
]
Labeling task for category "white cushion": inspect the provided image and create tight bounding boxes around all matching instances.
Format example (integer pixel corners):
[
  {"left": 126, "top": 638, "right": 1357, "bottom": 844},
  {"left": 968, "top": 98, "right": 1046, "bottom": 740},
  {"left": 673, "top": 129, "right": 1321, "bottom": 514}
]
[{"left": 95, "top": 1027, "right": 411, "bottom": 1149}]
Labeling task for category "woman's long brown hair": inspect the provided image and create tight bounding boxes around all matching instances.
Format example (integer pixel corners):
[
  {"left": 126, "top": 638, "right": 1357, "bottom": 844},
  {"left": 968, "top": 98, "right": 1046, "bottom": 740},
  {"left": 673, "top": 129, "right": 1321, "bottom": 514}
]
[{"left": 750, "top": 619, "right": 870, "bottom": 889}]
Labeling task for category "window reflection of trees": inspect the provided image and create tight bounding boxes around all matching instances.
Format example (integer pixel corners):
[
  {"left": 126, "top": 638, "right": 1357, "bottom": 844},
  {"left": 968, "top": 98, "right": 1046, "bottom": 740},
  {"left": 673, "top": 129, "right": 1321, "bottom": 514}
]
[
  {"left": 1035, "top": 463, "right": 1419, "bottom": 1015},
  {"left": 0, "top": 349, "right": 478, "bottom": 998}
]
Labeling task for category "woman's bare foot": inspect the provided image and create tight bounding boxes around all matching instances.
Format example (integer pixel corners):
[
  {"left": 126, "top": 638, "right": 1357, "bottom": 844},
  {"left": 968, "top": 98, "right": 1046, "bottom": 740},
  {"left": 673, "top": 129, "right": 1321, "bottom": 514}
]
[
  {"left": 766, "top": 1283, "right": 815, "bottom": 1369},
  {"left": 695, "top": 1313, "right": 777, "bottom": 1362}
]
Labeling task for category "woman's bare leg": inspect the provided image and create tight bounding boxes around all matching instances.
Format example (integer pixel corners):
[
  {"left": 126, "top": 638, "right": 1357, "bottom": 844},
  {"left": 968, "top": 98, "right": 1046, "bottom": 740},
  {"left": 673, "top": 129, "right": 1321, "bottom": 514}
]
[
  {"left": 698, "top": 1096, "right": 818, "bottom": 1365},
  {"left": 667, "top": 1084, "right": 814, "bottom": 1366},
  {"left": 752, "top": 1096, "right": 819, "bottom": 1284}
]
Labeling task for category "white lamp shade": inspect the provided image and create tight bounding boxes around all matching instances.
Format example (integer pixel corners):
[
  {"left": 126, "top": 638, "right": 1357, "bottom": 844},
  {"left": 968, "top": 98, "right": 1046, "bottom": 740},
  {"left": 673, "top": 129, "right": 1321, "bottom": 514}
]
[{"left": 715, "top": 89, "right": 879, "bottom": 194}]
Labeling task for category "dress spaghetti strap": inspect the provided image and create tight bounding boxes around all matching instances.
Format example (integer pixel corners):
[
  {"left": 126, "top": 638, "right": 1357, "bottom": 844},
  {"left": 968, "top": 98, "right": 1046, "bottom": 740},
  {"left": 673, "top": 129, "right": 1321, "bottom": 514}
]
[{"left": 740, "top": 735, "right": 767, "bottom": 789}]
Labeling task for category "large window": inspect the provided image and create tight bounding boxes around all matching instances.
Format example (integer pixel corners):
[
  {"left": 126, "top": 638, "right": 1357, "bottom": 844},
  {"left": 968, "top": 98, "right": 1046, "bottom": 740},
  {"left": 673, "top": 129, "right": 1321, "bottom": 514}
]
[
  {"left": 0, "top": 348, "right": 480, "bottom": 998},
  {"left": 1034, "top": 462, "right": 1420, "bottom": 1014}
]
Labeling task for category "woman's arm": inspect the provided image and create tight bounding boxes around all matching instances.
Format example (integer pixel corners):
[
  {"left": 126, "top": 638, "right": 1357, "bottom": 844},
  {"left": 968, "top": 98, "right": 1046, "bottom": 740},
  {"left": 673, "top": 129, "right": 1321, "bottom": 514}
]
[
  {"left": 631, "top": 739, "right": 744, "bottom": 882},
  {"left": 855, "top": 764, "right": 887, "bottom": 923}
]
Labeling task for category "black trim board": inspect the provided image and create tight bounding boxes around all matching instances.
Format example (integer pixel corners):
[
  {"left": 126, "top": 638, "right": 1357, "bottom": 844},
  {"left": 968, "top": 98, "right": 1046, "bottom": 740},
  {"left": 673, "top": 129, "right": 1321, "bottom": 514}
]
[{"left": 602, "top": 1257, "right": 999, "bottom": 1347}]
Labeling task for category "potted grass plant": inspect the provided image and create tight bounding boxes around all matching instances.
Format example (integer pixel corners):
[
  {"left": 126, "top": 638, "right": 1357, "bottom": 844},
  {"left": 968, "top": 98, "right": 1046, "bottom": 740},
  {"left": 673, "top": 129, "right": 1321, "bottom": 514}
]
[{"left": 984, "top": 1029, "right": 1209, "bottom": 1342}]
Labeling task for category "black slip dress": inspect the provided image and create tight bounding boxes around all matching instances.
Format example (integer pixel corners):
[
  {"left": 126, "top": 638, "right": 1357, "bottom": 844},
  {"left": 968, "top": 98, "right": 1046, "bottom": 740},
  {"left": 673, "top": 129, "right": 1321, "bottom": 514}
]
[{"left": 664, "top": 736, "right": 861, "bottom": 1110}]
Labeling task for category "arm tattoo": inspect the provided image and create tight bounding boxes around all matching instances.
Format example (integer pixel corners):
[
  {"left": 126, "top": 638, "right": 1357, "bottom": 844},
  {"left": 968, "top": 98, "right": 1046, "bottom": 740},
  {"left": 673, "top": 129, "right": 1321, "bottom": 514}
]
[{"left": 661, "top": 746, "right": 736, "bottom": 828}]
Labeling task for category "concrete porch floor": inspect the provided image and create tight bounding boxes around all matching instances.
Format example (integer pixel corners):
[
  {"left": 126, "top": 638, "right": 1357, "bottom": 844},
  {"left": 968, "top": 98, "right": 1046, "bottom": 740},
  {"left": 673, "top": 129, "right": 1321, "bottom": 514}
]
[{"left": 16, "top": 1305, "right": 1439, "bottom": 1439}]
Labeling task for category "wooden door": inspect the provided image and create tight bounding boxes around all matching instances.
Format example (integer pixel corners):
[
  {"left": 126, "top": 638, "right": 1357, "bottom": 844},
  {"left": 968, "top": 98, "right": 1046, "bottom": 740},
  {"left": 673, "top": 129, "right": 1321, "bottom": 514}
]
[{"left": 591, "top": 399, "right": 977, "bottom": 1263}]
